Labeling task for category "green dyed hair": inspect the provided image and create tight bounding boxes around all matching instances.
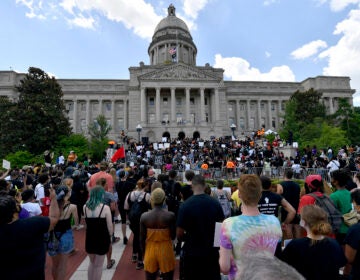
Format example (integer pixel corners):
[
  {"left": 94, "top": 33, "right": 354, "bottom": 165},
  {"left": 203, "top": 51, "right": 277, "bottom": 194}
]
[{"left": 86, "top": 186, "right": 105, "bottom": 211}]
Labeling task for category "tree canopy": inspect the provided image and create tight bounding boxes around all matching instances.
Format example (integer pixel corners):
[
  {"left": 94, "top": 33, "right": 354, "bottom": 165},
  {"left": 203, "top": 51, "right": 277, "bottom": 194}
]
[{"left": 0, "top": 67, "right": 72, "bottom": 157}]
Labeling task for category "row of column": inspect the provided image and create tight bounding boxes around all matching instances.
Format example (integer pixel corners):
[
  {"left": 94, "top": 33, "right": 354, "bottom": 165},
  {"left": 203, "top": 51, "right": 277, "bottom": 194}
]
[
  {"left": 233, "top": 99, "right": 283, "bottom": 130},
  {"left": 69, "top": 99, "right": 128, "bottom": 133},
  {"left": 140, "top": 87, "right": 219, "bottom": 125}
]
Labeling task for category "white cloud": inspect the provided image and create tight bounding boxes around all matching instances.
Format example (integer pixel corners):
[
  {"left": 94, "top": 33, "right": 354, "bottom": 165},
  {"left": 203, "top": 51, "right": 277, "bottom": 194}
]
[
  {"left": 263, "top": 0, "right": 278, "bottom": 6},
  {"left": 318, "top": 8, "right": 360, "bottom": 105},
  {"left": 67, "top": 14, "right": 95, "bottom": 29},
  {"left": 182, "top": 0, "right": 209, "bottom": 19},
  {"left": 291, "top": 40, "right": 328, "bottom": 60},
  {"left": 265, "top": 51, "right": 271, "bottom": 58},
  {"left": 16, "top": 0, "right": 47, "bottom": 20},
  {"left": 330, "top": 0, "right": 360, "bottom": 12},
  {"left": 214, "top": 54, "right": 295, "bottom": 82}
]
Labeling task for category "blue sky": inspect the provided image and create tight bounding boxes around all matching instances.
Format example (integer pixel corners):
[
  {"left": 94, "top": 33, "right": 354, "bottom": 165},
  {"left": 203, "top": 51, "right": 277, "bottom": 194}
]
[{"left": 1, "top": 0, "right": 360, "bottom": 105}]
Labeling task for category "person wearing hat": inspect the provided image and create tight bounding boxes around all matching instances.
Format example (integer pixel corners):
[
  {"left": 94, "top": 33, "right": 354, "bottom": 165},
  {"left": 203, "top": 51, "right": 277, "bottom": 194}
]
[
  {"left": 298, "top": 174, "right": 325, "bottom": 214},
  {"left": 21, "top": 189, "right": 42, "bottom": 217},
  {"left": 140, "top": 188, "right": 176, "bottom": 280}
]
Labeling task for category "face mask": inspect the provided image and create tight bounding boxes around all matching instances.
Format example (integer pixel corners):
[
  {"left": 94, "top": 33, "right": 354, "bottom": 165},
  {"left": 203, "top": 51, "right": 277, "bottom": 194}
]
[{"left": 300, "top": 219, "right": 305, "bottom": 228}]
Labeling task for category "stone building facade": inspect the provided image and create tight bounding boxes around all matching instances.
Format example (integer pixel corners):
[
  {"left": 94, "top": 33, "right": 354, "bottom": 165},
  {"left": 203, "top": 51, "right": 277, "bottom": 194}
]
[{"left": 0, "top": 5, "right": 355, "bottom": 143}]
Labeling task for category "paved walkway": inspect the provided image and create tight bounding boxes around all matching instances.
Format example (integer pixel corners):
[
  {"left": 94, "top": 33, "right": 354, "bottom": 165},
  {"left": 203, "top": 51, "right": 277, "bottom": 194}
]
[{"left": 45, "top": 223, "right": 180, "bottom": 280}]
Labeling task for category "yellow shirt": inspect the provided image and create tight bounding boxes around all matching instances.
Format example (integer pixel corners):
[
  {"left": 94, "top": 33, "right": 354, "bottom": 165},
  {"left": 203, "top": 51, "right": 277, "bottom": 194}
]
[{"left": 231, "top": 190, "right": 242, "bottom": 208}]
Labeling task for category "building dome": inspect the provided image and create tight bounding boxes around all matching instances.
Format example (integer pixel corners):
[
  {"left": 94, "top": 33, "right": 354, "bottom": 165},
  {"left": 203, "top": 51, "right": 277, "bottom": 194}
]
[{"left": 148, "top": 4, "right": 197, "bottom": 66}]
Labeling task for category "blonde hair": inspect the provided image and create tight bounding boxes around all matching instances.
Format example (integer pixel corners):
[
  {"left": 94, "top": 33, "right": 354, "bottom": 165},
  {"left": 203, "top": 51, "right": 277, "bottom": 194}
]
[
  {"left": 238, "top": 175, "right": 262, "bottom": 206},
  {"left": 301, "top": 205, "right": 332, "bottom": 236}
]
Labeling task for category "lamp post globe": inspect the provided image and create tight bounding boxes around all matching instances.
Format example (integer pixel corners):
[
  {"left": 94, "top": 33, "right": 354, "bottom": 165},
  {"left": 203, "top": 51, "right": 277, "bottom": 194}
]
[{"left": 136, "top": 124, "right": 142, "bottom": 143}]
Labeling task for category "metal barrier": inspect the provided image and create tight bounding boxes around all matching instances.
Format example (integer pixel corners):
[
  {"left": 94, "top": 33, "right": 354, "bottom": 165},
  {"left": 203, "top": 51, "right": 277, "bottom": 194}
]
[{"left": 162, "top": 166, "right": 340, "bottom": 181}]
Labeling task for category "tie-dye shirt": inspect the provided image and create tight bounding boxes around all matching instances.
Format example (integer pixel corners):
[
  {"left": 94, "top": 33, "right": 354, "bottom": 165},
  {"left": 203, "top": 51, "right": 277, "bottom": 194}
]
[{"left": 220, "top": 214, "right": 282, "bottom": 280}]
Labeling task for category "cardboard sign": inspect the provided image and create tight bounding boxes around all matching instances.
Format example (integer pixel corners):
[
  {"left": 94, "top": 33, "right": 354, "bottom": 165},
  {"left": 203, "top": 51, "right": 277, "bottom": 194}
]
[{"left": 2, "top": 159, "right": 10, "bottom": 169}]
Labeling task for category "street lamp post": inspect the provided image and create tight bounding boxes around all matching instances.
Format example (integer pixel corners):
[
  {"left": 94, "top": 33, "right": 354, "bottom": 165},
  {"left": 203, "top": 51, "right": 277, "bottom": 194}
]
[
  {"left": 230, "top": 123, "right": 236, "bottom": 139},
  {"left": 136, "top": 124, "right": 142, "bottom": 143}
]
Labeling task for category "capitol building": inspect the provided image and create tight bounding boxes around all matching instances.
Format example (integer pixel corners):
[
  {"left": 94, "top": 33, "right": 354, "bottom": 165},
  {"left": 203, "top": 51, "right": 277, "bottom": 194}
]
[{"left": 0, "top": 5, "right": 355, "bottom": 143}]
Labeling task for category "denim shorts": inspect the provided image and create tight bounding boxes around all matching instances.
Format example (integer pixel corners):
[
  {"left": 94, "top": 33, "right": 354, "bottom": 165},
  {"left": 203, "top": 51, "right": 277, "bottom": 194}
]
[{"left": 47, "top": 229, "right": 74, "bottom": 256}]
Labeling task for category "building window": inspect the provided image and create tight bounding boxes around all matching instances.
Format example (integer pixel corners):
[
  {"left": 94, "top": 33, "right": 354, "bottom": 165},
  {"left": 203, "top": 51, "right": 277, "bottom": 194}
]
[
  {"left": 228, "top": 118, "right": 235, "bottom": 127},
  {"left": 163, "top": 98, "right": 168, "bottom": 105},
  {"left": 190, "top": 113, "right": 195, "bottom": 123},
  {"left": 118, "top": 102, "right": 124, "bottom": 110},
  {"left": 205, "top": 98, "right": 208, "bottom": 105},
  {"left": 149, "top": 113, "right": 155, "bottom": 123},
  {"left": 92, "top": 103, "right": 99, "bottom": 112},
  {"left": 149, "top": 97, "right": 155, "bottom": 106},
  {"left": 176, "top": 98, "right": 182, "bottom": 105},
  {"left": 176, "top": 113, "right": 183, "bottom": 124},
  {"left": 106, "top": 119, "right": 111, "bottom": 126},
  {"left": 239, "top": 118, "right": 245, "bottom": 129},
  {"left": 205, "top": 113, "right": 209, "bottom": 123},
  {"left": 250, "top": 118, "right": 255, "bottom": 129},
  {"left": 261, "top": 103, "right": 265, "bottom": 110},
  {"left": 190, "top": 98, "right": 195, "bottom": 105},
  {"left": 272, "top": 118, "right": 276, "bottom": 128},
  {"left": 66, "top": 102, "right": 73, "bottom": 112},
  {"left": 250, "top": 103, "right": 255, "bottom": 111},
  {"left": 271, "top": 103, "right": 275, "bottom": 111},
  {"left": 117, "top": 118, "right": 124, "bottom": 130},
  {"left": 281, "top": 101, "right": 285, "bottom": 111},
  {"left": 105, "top": 102, "right": 111, "bottom": 111},
  {"left": 81, "top": 102, "right": 86, "bottom": 111},
  {"left": 240, "top": 103, "right": 245, "bottom": 111},
  {"left": 261, "top": 118, "right": 266, "bottom": 128},
  {"left": 80, "top": 119, "right": 86, "bottom": 132},
  {"left": 162, "top": 113, "right": 169, "bottom": 124}
]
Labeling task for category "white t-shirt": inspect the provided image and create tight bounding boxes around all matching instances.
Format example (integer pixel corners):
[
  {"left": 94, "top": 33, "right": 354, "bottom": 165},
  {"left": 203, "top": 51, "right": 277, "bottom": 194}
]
[
  {"left": 58, "top": 155, "right": 65, "bottom": 165},
  {"left": 21, "top": 202, "right": 42, "bottom": 217},
  {"left": 34, "top": 183, "right": 45, "bottom": 206}
]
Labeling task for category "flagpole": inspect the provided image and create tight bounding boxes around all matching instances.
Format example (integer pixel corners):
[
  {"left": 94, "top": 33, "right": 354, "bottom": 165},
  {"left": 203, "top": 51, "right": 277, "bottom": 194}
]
[{"left": 176, "top": 30, "right": 178, "bottom": 63}]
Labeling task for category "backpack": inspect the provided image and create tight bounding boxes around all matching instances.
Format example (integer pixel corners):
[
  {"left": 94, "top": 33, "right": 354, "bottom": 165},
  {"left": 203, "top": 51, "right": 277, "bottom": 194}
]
[
  {"left": 214, "top": 190, "right": 231, "bottom": 218},
  {"left": 308, "top": 193, "right": 343, "bottom": 234},
  {"left": 127, "top": 192, "right": 148, "bottom": 226},
  {"left": 164, "top": 180, "right": 180, "bottom": 213}
]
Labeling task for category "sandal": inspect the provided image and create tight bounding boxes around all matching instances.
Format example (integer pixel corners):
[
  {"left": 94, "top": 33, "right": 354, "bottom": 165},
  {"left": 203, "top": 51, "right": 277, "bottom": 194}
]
[{"left": 107, "top": 259, "right": 115, "bottom": 269}]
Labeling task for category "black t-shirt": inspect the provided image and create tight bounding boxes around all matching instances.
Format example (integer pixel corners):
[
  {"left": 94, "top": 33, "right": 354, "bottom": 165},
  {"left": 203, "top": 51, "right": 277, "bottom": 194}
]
[
  {"left": 180, "top": 184, "right": 193, "bottom": 201},
  {"left": 116, "top": 180, "right": 134, "bottom": 205},
  {"left": 280, "top": 180, "right": 300, "bottom": 222},
  {"left": 258, "top": 191, "right": 283, "bottom": 217},
  {"left": 0, "top": 216, "right": 50, "bottom": 280},
  {"left": 177, "top": 194, "right": 224, "bottom": 256},
  {"left": 344, "top": 223, "right": 360, "bottom": 279},
  {"left": 281, "top": 237, "right": 347, "bottom": 280}
]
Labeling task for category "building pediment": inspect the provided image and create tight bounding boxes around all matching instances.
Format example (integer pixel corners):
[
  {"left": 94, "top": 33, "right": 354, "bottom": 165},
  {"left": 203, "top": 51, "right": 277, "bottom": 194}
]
[{"left": 138, "top": 64, "right": 220, "bottom": 82}]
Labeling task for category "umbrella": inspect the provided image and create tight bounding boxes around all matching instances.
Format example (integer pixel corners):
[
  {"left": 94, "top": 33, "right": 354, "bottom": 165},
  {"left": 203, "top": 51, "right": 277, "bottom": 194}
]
[
  {"left": 108, "top": 140, "right": 115, "bottom": 145},
  {"left": 264, "top": 129, "right": 277, "bottom": 135}
]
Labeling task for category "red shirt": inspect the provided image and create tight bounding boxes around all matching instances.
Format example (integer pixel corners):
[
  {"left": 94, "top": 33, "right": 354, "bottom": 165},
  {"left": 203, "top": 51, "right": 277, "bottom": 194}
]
[{"left": 298, "top": 191, "right": 323, "bottom": 214}]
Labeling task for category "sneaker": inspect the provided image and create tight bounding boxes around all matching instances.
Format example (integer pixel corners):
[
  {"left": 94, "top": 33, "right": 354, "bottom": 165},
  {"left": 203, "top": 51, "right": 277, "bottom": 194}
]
[
  {"left": 123, "top": 236, "right": 128, "bottom": 245},
  {"left": 136, "top": 261, "right": 144, "bottom": 270},
  {"left": 131, "top": 254, "right": 137, "bottom": 263},
  {"left": 76, "top": 224, "right": 84, "bottom": 230}
]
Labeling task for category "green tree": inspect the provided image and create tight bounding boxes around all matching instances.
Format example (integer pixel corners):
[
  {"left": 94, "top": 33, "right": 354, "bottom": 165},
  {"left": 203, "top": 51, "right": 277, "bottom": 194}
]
[
  {"left": 0, "top": 67, "right": 72, "bottom": 156},
  {"left": 88, "top": 115, "right": 111, "bottom": 162},
  {"left": 54, "top": 134, "right": 90, "bottom": 161},
  {"left": 0, "top": 96, "right": 17, "bottom": 158},
  {"left": 5, "top": 151, "right": 39, "bottom": 169},
  {"left": 280, "top": 88, "right": 326, "bottom": 144}
]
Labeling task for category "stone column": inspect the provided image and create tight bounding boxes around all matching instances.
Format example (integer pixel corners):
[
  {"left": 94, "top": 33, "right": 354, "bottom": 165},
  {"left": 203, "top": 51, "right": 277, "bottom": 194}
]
[
  {"left": 171, "top": 87, "right": 176, "bottom": 123},
  {"left": 99, "top": 99, "right": 103, "bottom": 115},
  {"left": 140, "top": 87, "right": 146, "bottom": 123},
  {"left": 278, "top": 100, "right": 282, "bottom": 129},
  {"left": 124, "top": 99, "right": 128, "bottom": 130},
  {"left": 236, "top": 100, "right": 241, "bottom": 129},
  {"left": 185, "top": 87, "right": 190, "bottom": 124},
  {"left": 329, "top": 97, "right": 334, "bottom": 114},
  {"left": 246, "top": 100, "right": 251, "bottom": 130},
  {"left": 156, "top": 87, "right": 161, "bottom": 123},
  {"left": 200, "top": 88, "right": 205, "bottom": 123},
  {"left": 111, "top": 99, "right": 116, "bottom": 134},
  {"left": 268, "top": 100, "right": 272, "bottom": 128},
  {"left": 86, "top": 99, "right": 91, "bottom": 129},
  {"left": 73, "top": 100, "right": 78, "bottom": 133},
  {"left": 214, "top": 88, "right": 219, "bottom": 121},
  {"left": 257, "top": 100, "right": 262, "bottom": 129}
]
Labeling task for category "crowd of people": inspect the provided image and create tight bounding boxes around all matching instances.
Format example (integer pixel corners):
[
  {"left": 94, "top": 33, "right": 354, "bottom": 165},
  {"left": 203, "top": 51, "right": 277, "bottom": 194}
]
[{"left": 1, "top": 138, "right": 360, "bottom": 279}]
